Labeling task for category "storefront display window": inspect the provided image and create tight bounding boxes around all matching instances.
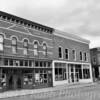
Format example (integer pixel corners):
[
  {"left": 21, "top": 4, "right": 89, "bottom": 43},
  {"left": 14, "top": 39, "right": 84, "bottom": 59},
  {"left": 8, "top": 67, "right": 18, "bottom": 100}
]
[
  {"left": 75, "top": 65, "right": 82, "bottom": 79},
  {"left": 35, "top": 70, "right": 48, "bottom": 84},
  {"left": 55, "top": 63, "right": 67, "bottom": 81},
  {"left": 83, "top": 69, "right": 90, "bottom": 79},
  {"left": 83, "top": 65, "right": 90, "bottom": 79},
  {"left": 0, "top": 74, "right": 6, "bottom": 87},
  {"left": 24, "top": 74, "right": 32, "bottom": 85}
]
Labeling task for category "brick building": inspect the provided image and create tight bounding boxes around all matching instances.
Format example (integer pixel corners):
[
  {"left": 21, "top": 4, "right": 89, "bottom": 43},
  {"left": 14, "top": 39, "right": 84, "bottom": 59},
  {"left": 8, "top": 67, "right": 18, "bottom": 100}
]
[
  {"left": 90, "top": 48, "right": 100, "bottom": 81},
  {"left": 0, "top": 11, "right": 92, "bottom": 92},
  {"left": 52, "top": 30, "right": 93, "bottom": 86}
]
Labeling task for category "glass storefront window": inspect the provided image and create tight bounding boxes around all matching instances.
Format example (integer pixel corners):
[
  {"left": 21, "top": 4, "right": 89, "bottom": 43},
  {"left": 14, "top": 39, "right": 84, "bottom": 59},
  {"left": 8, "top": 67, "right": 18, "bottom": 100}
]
[
  {"left": 83, "top": 69, "right": 90, "bottom": 79},
  {"left": 55, "top": 63, "right": 67, "bottom": 81},
  {"left": 35, "top": 70, "right": 48, "bottom": 84},
  {"left": 75, "top": 65, "right": 82, "bottom": 79},
  {"left": 83, "top": 65, "right": 90, "bottom": 79},
  {"left": 1, "top": 74, "right": 6, "bottom": 87},
  {"left": 23, "top": 74, "right": 32, "bottom": 85}
]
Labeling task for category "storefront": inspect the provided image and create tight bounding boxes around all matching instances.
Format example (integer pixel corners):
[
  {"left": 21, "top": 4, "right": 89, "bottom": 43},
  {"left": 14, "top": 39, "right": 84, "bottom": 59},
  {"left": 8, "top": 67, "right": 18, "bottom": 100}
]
[
  {"left": 52, "top": 61, "right": 92, "bottom": 86},
  {"left": 0, "top": 58, "right": 53, "bottom": 91}
]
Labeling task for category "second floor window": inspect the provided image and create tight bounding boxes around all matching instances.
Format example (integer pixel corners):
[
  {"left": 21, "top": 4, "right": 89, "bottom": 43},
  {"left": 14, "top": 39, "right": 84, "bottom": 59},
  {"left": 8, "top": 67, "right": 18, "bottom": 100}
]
[
  {"left": 12, "top": 37, "right": 17, "bottom": 54},
  {"left": 58, "top": 47, "right": 63, "bottom": 58},
  {"left": 65, "top": 49, "right": 68, "bottom": 59},
  {"left": 23, "top": 39, "right": 28, "bottom": 55},
  {"left": 43, "top": 43, "right": 47, "bottom": 56},
  {"left": 84, "top": 52, "right": 87, "bottom": 61},
  {"left": 80, "top": 51, "right": 82, "bottom": 61},
  {"left": 72, "top": 50, "right": 76, "bottom": 60},
  {"left": 34, "top": 41, "right": 38, "bottom": 56},
  {"left": 0, "top": 34, "right": 4, "bottom": 51}
]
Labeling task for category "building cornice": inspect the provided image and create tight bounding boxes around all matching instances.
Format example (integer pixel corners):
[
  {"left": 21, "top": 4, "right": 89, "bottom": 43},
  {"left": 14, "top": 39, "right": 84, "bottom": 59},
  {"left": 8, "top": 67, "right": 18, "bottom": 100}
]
[
  {"left": 54, "top": 29, "right": 90, "bottom": 44},
  {"left": 0, "top": 11, "right": 54, "bottom": 34}
]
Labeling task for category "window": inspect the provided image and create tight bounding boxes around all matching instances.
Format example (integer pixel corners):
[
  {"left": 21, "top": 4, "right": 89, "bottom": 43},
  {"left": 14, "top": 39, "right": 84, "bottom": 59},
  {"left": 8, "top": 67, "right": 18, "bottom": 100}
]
[
  {"left": 43, "top": 43, "right": 47, "bottom": 56},
  {"left": 35, "top": 70, "right": 48, "bottom": 84},
  {"left": 35, "top": 61, "right": 39, "bottom": 67},
  {"left": 4, "top": 58, "right": 9, "bottom": 66},
  {"left": 44, "top": 62, "right": 46, "bottom": 67},
  {"left": 75, "top": 65, "right": 82, "bottom": 79},
  {"left": 23, "top": 74, "right": 32, "bottom": 85},
  {"left": 9, "top": 59, "right": 13, "bottom": 66},
  {"left": 83, "top": 65, "right": 90, "bottom": 79},
  {"left": 0, "top": 35, "right": 4, "bottom": 51},
  {"left": 48, "top": 62, "right": 51, "bottom": 67},
  {"left": 58, "top": 47, "right": 63, "bottom": 58},
  {"left": 80, "top": 51, "right": 82, "bottom": 60},
  {"left": 1, "top": 74, "right": 6, "bottom": 87},
  {"left": 12, "top": 37, "right": 17, "bottom": 54},
  {"left": 23, "top": 39, "right": 28, "bottom": 55},
  {"left": 93, "top": 57, "right": 96, "bottom": 64},
  {"left": 40, "top": 62, "right": 43, "bottom": 67},
  {"left": 20, "top": 60, "right": 23, "bottom": 66},
  {"left": 29, "top": 60, "right": 32, "bottom": 67},
  {"left": 25, "top": 60, "right": 28, "bottom": 66},
  {"left": 55, "top": 63, "right": 67, "bottom": 81},
  {"left": 84, "top": 52, "right": 87, "bottom": 61},
  {"left": 14, "top": 60, "right": 19, "bottom": 66},
  {"left": 72, "top": 50, "right": 76, "bottom": 60},
  {"left": 34, "top": 41, "right": 38, "bottom": 56},
  {"left": 83, "top": 69, "right": 90, "bottom": 79},
  {"left": 65, "top": 49, "right": 68, "bottom": 59}
]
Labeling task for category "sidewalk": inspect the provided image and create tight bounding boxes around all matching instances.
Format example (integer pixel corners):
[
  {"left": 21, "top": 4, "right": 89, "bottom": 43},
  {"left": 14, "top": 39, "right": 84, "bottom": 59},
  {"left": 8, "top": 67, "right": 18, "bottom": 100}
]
[{"left": 0, "top": 82, "right": 96, "bottom": 99}]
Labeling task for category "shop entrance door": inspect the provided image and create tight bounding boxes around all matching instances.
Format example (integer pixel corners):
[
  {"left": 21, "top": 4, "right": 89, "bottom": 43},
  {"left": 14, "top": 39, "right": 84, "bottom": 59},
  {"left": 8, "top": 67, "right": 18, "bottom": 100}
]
[
  {"left": 17, "top": 77, "right": 21, "bottom": 89},
  {"left": 8, "top": 75, "right": 13, "bottom": 89},
  {"left": 69, "top": 64, "right": 79, "bottom": 83}
]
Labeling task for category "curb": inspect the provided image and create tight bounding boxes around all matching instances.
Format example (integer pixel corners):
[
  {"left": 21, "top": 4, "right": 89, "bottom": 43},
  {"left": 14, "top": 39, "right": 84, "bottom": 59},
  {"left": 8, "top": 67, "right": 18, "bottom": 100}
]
[{"left": 0, "top": 82, "right": 96, "bottom": 99}]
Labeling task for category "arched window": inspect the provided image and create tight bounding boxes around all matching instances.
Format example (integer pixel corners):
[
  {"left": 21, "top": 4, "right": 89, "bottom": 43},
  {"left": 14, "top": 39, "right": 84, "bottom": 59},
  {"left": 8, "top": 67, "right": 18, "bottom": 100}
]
[
  {"left": 23, "top": 39, "right": 28, "bottom": 55},
  {"left": 34, "top": 41, "right": 38, "bottom": 56},
  {"left": 0, "top": 34, "right": 4, "bottom": 51},
  {"left": 12, "top": 37, "right": 17, "bottom": 53},
  {"left": 43, "top": 43, "right": 47, "bottom": 56}
]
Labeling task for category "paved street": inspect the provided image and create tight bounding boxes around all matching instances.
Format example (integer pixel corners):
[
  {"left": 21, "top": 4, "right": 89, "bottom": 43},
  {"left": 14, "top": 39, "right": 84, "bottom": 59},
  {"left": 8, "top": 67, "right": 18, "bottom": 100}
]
[{"left": 1, "top": 83, "right": 100, "bottom": 100}]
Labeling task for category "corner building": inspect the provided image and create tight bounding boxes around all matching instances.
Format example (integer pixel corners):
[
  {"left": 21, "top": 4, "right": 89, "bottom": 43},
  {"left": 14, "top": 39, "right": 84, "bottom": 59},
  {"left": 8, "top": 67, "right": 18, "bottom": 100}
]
[
  {"left": 0, "top": 11, "right": 92, "bottom": 92},
  {"left": 0, "top": 11, "right": 53, "bottom": 91}
]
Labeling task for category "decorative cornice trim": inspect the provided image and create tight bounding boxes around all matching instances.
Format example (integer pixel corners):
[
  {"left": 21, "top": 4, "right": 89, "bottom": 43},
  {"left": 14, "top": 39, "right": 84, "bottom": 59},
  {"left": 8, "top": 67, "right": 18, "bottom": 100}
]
[{"left": 54, "top": 29, "right": 90, "bottom": 44}]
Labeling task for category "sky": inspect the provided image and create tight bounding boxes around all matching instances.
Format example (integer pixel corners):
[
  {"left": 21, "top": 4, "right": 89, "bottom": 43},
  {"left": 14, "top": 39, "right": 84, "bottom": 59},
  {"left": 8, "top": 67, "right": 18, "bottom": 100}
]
[{"left": 0, "top": 0, "right": 100, "bottom": 48}]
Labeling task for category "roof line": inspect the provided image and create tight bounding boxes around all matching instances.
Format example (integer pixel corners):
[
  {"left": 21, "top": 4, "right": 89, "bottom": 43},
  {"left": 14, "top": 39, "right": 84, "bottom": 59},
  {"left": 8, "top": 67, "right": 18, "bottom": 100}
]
[{"left": 54, "top": 29, "right": 90, "bottom": 44}]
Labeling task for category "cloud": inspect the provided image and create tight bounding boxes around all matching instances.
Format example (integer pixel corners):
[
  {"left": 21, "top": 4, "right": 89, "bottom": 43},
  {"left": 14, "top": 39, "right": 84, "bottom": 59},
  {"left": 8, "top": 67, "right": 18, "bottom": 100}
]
[{"left": 0, "top": 0, "right": 100, "bottom": 48}]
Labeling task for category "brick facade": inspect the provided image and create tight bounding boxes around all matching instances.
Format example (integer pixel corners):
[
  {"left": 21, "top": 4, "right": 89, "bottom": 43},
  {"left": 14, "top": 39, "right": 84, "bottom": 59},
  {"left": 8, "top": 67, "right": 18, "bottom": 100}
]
[
  {"left": 53, "top": 34, "right": 90, "bottom": 63},
  {"left": 0, "top": 11, "right": 92, "bottom": 92}
]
